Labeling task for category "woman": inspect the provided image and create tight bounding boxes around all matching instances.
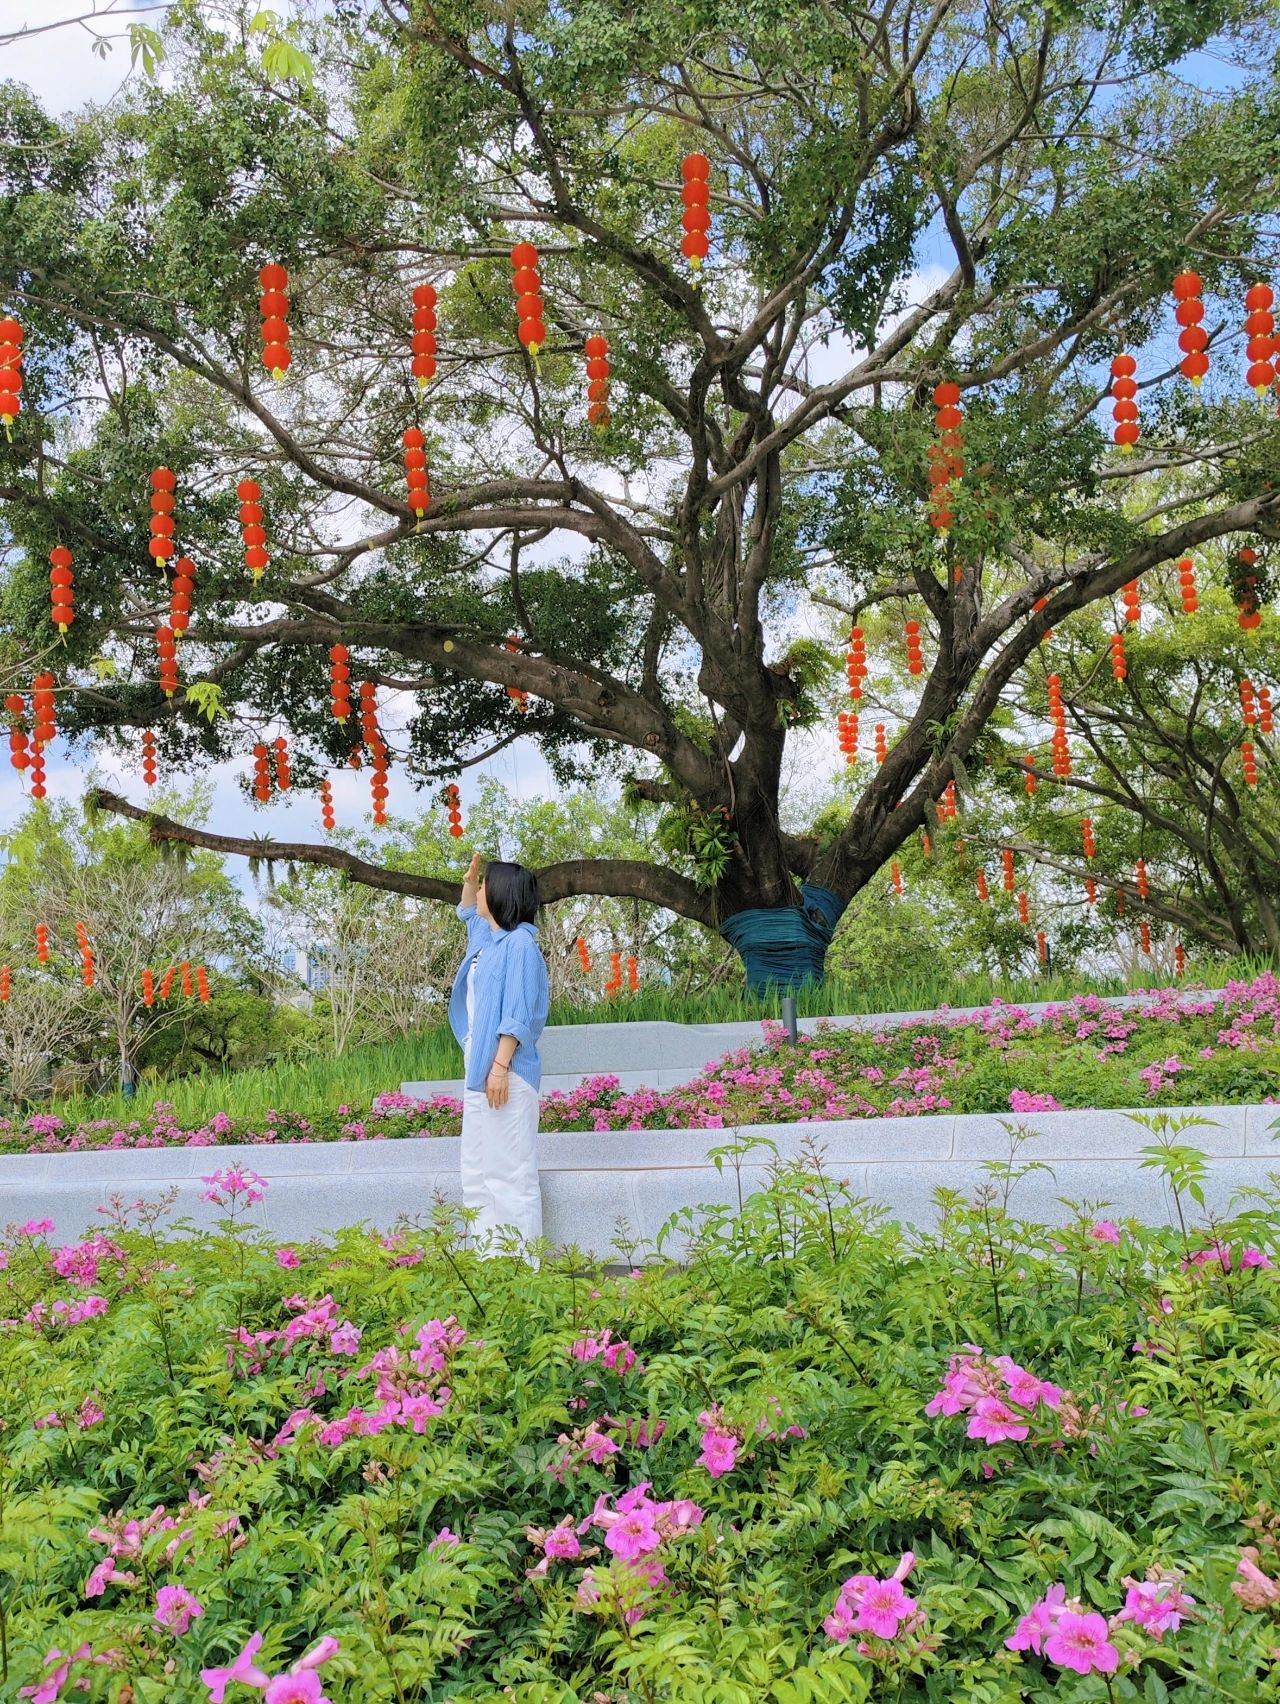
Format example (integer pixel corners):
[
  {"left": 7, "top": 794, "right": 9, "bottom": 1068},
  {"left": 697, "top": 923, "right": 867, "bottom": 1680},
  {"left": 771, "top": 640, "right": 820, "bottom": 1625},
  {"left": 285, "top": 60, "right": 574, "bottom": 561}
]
[{"left": 449, "top": 851, "right": 550, "bottom": 1257}]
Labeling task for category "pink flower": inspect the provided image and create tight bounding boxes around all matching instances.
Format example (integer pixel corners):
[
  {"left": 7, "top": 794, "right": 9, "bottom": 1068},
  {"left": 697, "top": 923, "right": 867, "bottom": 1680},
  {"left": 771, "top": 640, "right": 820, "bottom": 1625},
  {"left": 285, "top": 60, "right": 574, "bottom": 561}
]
[
  {"left": 276, "top": 1247, "right": 301, "bottom": 1269},
  {"left": 201, "top": 1632, "right": 271, "bottom": 1702},
  {"left": 428, "top": 1527, "right": 460, "bottom": 1551},
  {"left": 545, "top": 1520, "right": 582, "bottom": 1559},
  {"left": 328, "top": 1322, "right": 362, "bottom": 1356},
  {"left": 1241, "top": 1247, "right": 1274, "bottom": 1269},
  {"left": 19, "top": 1218, "right": 54, "bottom": 1236},
  {"left": 264, "top": 1675, "right": 330, "bottom": 1704},
  {"left": 697, "top": 1428, "right": 739, "bottom": 1477},
  {"left": 604, "top": 1506, "right": 661, "bottom": 1560},
  {"left": 1089, "top": 1220, "right": 1121, "bottom": 1244},
  {"left": 1006, "top": 1584, "right": 1066, "bottom": 1653},
  {"left": 1114, "top": 1577, "right": 1194, "bottom": 1640},
  {"left": 154, "top": 1585, "right": 204, "bottom": 1636},
  {"left": 967, "top": 1395, "right": 1030, "bottom": 1444},
  {"left": 852, "top": 1577, "right": 917, "bottom": 1639},
  {"left": 18, "top": 1644, "right": 92, "bottom": 1703},
  {"left": 1044, "top": 1611, "right": 1119, "bottom": 1675}
]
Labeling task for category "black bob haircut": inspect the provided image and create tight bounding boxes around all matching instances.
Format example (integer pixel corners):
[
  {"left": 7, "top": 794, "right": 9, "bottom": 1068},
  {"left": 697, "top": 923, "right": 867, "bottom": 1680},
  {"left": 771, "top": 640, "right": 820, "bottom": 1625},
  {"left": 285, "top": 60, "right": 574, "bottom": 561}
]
[{"left": 483, "top": 861, "right": 540, "bottom": 931}]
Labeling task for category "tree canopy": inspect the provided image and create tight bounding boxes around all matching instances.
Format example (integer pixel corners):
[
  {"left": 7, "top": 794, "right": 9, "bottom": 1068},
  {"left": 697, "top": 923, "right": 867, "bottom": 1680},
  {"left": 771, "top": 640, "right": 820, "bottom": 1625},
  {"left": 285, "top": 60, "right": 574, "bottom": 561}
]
[{"left": 1, "top": 0, "right": 1277, "bottom": 987}]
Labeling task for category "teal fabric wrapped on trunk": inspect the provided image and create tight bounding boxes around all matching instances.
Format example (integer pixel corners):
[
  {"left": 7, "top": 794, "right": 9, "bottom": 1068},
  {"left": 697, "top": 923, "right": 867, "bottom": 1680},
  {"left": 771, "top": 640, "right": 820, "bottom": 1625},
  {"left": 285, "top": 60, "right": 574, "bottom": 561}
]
[{"left": 719, "top": 884, "right": 846, "bottom": 991}]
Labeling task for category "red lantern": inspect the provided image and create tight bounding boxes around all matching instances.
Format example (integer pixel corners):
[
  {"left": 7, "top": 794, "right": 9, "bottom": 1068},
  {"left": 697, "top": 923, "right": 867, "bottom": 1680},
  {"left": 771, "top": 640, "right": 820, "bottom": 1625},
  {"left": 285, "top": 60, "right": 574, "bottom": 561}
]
[
  {"left": 576, "top": 936, "right": 592, "bottom": 974},
  {"left": 158, "top": 965, "right": 177, "bottom": 1000},
  {"left": 1023, "top": 753, "right": 1037, "bottom": 796},
  {"left": 1241, "top": 739, "right": 1259, "bottom": 787},
  {"left": 259, "top": 263, "right": 291, "bottom": 378},
  {"left": 77, "top": 921, "right": 94, "bottom": 989},
  {"left": 148, "top": 467, "right": 177, "bottom": 565},
  {"left": 938, "top": 779, "right": 957, "bottom": 820},
  {"left": 1176, "top": 555, "right": 1198, "bottom": 614},
  {"left": 169, "top": 555, "right": 195, "bottom": 637},
  {"left": 1232, "top": 545, "right": 1263, "bottom": 630},
  {"left": 1121, "top": 579, "right": 1141, "bottom": 624},
  {"left": 324, "top": 643, "right": 350, "bottom": 721},
  {"left": 1037, "top": 929, "right": 1048, "bottom": 964},
  {"left": 180, "top": 959, "right": 194, "bottom": 998},
  {"left": 141, "top": 728, "right": 158, "bottom": 787},
  {"left": 31, "top": 672, "right": 56, "bottom": 749},
  {"left": 891, "top": 861, "right": 904, "bottom": 896},
  {"left": 0, "top": 965, "right": 9, "bottom": 1002},
  {"left": 1174, "top": 943, "right": 1186, "bottom": 977},
  {"left": 49, "top": 545, "right": 74, "bottom": 634},
  {"left": 846, "top": 625, "right": 867, "bottom": 702},
  {"left": 444, "top": 780, "right": 463, "bottom": 839},
  {"left": 1086, "top": 876, "right": 1097, "bottom": 908},
  {"left": 0, "top": 314, "right": 23, "bottom": 437},
  {"left": 1139, "top": 919, "right": 1151, "bottom": 954},
  {"left": 28, "top": 741, "right": 46, "bottom": 800},
  {"left": 626, "top": 954, "right": 639, "bottom": 993},
  {"left": 273, "top": 734, "right": 291, "bottom": 793},
  {"left": 975, "top": 868, "right": 989, "bottom": 904},
  {"left": 837, "top": 709, "right": 858, "bottom": 763},
  {"left": 503, "top": 634, "right": 529, "bottom": 713},
  {"left": 252, "top": 742, "right": 272, "bottom": 804},
  {"left": 680, "top": 152, "right": 711, "bottom": 273},
  {"left": 904, "top": 618, "right": 924, "bottom": 676},
  {"left": 1243, "top": 282, "right": 1275, "bottom": 396},
  {"left": 1259, "top": 686, "right": 1274, "bottom": 736},
  {"left": 403, "top": 426, "right": 430, "bottom": 519},
  {"left": 359, "top": 679, "right": 379, "bottom": 750},
  {"left": 1240, "top": 677, "right": 1257, "bottom": 725},
  {"left": 1082, "top": 817, "right": 1095, "bottom": 860},
  {"left": 35, "top": 923, "right": 49, "bottom": 964},
  {"left": 156, "top": 625, "right": 179, "bottom": 698},
  {"left": 6, "top": 692, "right": 28, "bottom": 773},
  {"left": 142, "top": 968, "right": 155, "bottom": 1008},
  {"left": 510, "top": 241, "right": 547, "bottom": 360},
  {"left": 237, "top": 478, "right": 270, "bottom": 580},
  {"left": 1136, "top": 858, "right": 1149, "bottom": 900},
  {"left": 1110, "top": 631, "right": 1127, "bottom": 681},
  {"left": 583, "top": 331, "right": 611, "bottom": 428},
  {"left": 1110, "top": 353, "right": 1140, "bottom": 452},
  {"left": 1002, "top": 848, "right": 1015, "bottom": 891},
  {"left": 1172, "top": 270, "right": 1210, "bottom": 386},
  {"left": 1017, "top": 890, "right": 1030, "bottom": 925},
  {"left": 411, "top": 282, "right": 438, "bottom": 386},
  {"left": 928, "top": 380, "right": 964, "bottom": 534},
  {"left": 320, "top": 776, "right": 336, "bottom": 831},
  {"left": 370, "top": 737, "right": 390, "bottom": 826},
  {"left": 874, "top": 723, "right": 887, "bottom": 764},
  {"left": 197, "top": 965, "right": 211, "bottom": 1003},
  {"left": 921, "top": 831, "right": 933, "bottom": 857},
  {"left": 606, "top": 949, "right": 623, "bottom": 999}
]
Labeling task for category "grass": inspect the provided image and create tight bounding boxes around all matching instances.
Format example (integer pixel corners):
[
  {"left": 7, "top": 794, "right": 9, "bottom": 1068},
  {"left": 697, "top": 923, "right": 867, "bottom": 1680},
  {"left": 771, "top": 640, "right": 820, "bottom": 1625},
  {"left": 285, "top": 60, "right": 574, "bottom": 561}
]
[{"left": 41, "top": 957, "right": 1272, "bottom": 1130}]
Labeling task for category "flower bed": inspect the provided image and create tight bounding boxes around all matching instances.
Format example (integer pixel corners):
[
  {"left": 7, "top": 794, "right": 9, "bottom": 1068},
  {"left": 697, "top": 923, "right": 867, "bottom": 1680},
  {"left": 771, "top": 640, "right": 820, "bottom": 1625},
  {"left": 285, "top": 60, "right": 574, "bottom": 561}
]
[
  {"left": 5, "top": 1151, "right": 1280, "bottom": 1701},
  {"left": 7, "top": 976, "right": 1280, "bottom": 1155}
]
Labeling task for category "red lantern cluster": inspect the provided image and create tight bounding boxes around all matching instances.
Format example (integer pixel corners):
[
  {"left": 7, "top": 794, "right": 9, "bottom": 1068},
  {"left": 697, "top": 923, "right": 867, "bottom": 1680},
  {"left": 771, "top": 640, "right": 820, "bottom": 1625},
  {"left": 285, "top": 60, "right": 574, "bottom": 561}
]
[
  {"left": 36, "top": 923, "right": 49, "bottom": 964},
  {"left": 510, "top": 242, "right": 547, "bottom": 359},
  {"left": 329, "top": 644, "right": 351, "bottom": 720},
  {"left": 1017, "top": 890, "right": 1030, "bottom": 925},
  {"left": 1121, "top": 579, "right": 1141, "bottom": 624},
  {"left": 252, "top": 742, "right": 272, "bottom": 803},
  {"left": 891, "top": 861, "right": 904, "bottom": 896},
  {"left": 1139, "top": 919, "right": 1151, "bottom": 955},
  {"left": 148, "top": 467, "right": 177, "bottom": 565},
  {"left": 1002, "top": 848, "right": 1015, "bottom": 891},
  {"left": 904, "top": 618, "right": 924, "bottom": 676},
  {"left": 170, "top": 555, "right": 195, "bottom": 637},
  {"left": 585, "top": 333, "right": 611, "bottom": 428},
  {"left": 141, "top": 728, "right": 158, "bottom": 787},
  {"left": 259, "top": 263, "right": 291, "bottom": 379},
  {"left": 159, "top": 966, "right": 177, "bottom": 1000},
  {"left": 1082, "top": 817, "right": 1096, "bottom": 860},
  {"left": 28, "top": 739, "right": 46, "bottom": 801},
  {"left": 76, "top": 921, "right": 93, "bottom": 988},
  {"left": 928, "top": 381, "right": 964, "bottom": 534},
  {"left": 1174, "top": 943, "right": 1186, "bottom": 977},
  {"left": 1241, "top": 740, "right": 1259, "bottom": 787},
  {"left": 273, "top": 734, "right": 291, "bottom": 792},
  {"left": 403, "top": 427, "right": 430, "bottom": 519},
  {"left": 874, "top": 723, "right": 887, "bottom": 765},
  {"left": 1232, "top": 545, "right": 1262, "bottom": 630},
  {"left": 1023, "top": 753, "right": 1037, "bottom": 796},
  {"left": 181, "top": 960, "right": 194, "bottom": 998},
  {"left": 1037, "top": 929, "right": 1048, "bottom": 964},
  {"left": 938, "top": 780, "right": 957, "bottom": 821},
  {"left": 1110, "top": 631, "right": 1127, "bottom": 681},
  {"left": 1241, "top": 677, "right": 1257, "bottom": 726},
  {"left": 0, "top": 966, "right": 9, "bottom": 1002},
  {"left": 921, "top": 831, "right": 933, "bottom": 857},
  {"left": 505, "top": 635, "right": 529, "bottom": 713},
  {"left": 576, "top": 936, "right": 592, "bottom": 975},
  {"left": 369, "top": 740, "right": 389, "bottom": 826},
  {"left": 1136, "top": 858, "right": 1149, "bottom": 900},
  {"left": 680, "top": 153, "right": 711, "bottom": 273},
  {"left": 444, "top": 781, "right": 463, "bottom": 839},
  {"left": 197, "top": 965, "right": 211, "bottom": 1004},
  {"left": 156, "top": 625, "right": 179, "bottom": 697},
  {"left": 0, "top": 314, "right": 23, "bottom": 435},
  {"left": 626, "top": 954, "right": 639, "bottom": 993},
  {"left": 1172, "top": 271, "right": 1209, "bottom": 387},
  {"left": 358, "top": 680, "right": 380, "bottom": 752},
  {"left": 846, "top": 626, "right": 867, "bottom": 703},
  {"left": 236, "top": 478, "right": 270, "bottom": 581},
  {"left": 1116, "top": 889, "right": 1128, "bottom": 918},
  {"left": 49, "top": 546, "right": 74, "bottom": 634},
  {"left": 5, "top": 693, "right": 27, "bottom": 772},
  {"left": 1176, "top": 555, "right": 1198, "bottom": 614},
  {"left": 1086, "top": 877, "right": 1097, "bottom": 908},
  {"left": 1110, "top": 353, "right": 1139, "bottom": 452},
  {"left": 1260, "top": 687, "right": 1274, "bottom": 735},
  {"left": 31, "top": 673, "right": 56, "bottom": 750},
  {"left": 320, "top": 777, "right": 335, "bottom": 831},
  {"left": 837, "top": 709, "right": 858, "bottom": 763},
  {"left": 975, "top": 868, "right": 989, "bottom": 904},
  {"left": 142, "top": 969, "right": 155, "bottom": 1008},
  {"left": 1244, "top": 282, "right": 1275, "bottom": 396},
  {"left": 411, "top": 283, "right": 438, "bottom": 386},
  {"left": 1047, "top": 674, "right": 1070, "bottom": 778}
]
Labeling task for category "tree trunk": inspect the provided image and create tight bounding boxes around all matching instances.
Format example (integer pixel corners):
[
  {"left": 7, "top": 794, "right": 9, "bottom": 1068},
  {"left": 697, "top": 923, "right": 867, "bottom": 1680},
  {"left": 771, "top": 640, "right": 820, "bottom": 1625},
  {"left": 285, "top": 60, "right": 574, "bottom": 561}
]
[{"left": 718, "top": 881, "right": 848, "bottom": 992}]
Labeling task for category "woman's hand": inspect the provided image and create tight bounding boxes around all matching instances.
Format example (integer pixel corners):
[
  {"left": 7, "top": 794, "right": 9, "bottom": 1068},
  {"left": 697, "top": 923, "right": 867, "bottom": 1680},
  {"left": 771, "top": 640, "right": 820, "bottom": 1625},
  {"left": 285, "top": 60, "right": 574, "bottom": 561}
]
[
  {"left": 485, "top": 1064, "right": 510, "bottom": 1109},
  {"left": 461, "top": 850, "right": 482, "bottom": 910}
]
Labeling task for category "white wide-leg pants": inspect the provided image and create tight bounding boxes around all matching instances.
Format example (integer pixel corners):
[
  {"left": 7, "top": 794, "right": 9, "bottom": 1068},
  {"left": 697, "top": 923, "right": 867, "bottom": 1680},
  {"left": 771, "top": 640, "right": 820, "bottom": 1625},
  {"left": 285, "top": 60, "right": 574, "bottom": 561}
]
[{"left": 460, "top": 1075, "right": 543, "bottom": 1254}]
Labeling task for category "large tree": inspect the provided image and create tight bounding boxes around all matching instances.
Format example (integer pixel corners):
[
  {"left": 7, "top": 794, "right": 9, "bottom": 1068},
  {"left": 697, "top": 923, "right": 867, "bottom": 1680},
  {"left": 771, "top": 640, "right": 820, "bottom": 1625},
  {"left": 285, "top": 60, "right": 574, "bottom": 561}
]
[{"left": 1, "top": 0, "right": 1277, "bottom": 988}]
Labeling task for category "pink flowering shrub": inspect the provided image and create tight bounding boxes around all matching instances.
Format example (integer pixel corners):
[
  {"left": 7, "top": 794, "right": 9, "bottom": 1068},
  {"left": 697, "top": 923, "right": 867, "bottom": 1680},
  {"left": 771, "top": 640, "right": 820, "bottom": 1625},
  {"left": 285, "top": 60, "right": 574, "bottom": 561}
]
[{"left": 6, "top": 1137, "right": 1280, "bottom": 1700}]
